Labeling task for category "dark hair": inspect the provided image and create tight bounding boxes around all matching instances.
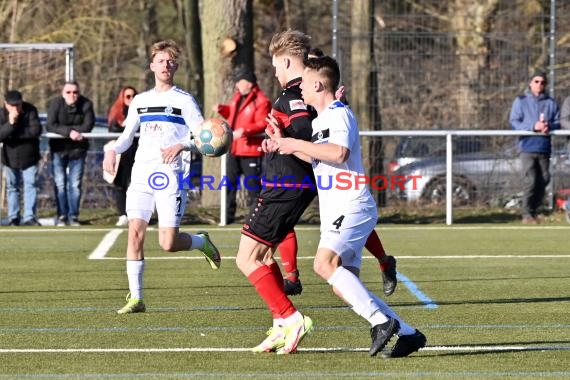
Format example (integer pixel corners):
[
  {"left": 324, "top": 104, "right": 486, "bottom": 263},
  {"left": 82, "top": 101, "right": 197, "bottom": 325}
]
[
  {"left": 308, "top": 47, "right": 324, "bottom": 58},
  {"left": 304, "top": 56, "right": 340, "bottom": 93}
]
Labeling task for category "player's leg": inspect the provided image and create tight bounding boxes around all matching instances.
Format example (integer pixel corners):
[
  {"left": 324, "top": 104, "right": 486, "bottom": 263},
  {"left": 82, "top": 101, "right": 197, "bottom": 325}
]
[
  {"left": 238, "top": 194, "right": 312, "bottom": 354},
  {"left": 117, "top": 166, "right": 155, "bottom": 314},
  {"left": 365, "top": 230, "right": 398, "bottom": 296},
  {"left": 155, "top": 172, "right": 221, "bottom": 269},
  {"left": 277, "top": 230, "right": 302, "bottom": 295}
]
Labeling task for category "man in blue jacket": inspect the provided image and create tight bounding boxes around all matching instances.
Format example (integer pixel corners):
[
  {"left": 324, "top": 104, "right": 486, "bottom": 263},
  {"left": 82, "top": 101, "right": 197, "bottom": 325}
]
[{"left": 510, "top": 70, "right": 560, "bottom": 224}]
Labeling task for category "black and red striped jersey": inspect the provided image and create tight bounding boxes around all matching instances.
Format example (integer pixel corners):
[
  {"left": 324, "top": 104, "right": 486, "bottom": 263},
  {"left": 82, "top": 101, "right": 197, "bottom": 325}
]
[{"left": 262, "top": 78, "right": 317, "bottom": 191}]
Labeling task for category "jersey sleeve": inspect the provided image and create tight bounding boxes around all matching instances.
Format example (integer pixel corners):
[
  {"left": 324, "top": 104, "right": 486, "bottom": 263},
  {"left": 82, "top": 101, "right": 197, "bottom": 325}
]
[
  {"left": 183, "top": 94, "right": 204, "bottom": 149},
  {"left": 327, "top": 108, "right": 351, "bottom": 149},
  {"left": 114, "top": 97, "right": 140, "bottom": 154}
]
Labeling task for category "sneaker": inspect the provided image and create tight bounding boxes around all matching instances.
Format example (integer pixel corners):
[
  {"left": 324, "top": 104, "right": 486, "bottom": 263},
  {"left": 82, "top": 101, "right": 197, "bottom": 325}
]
[
  {"left": 22, "top": 218, "right": 42, "bottom": 226},
  {"left": 69, "top": 218, "right": 80, "bottom": 227},
  {"left": 369, "top": 317, "right": 400, "bottom": 357},
  {"left": 8, "top": 218, "right": 20, "bottom": 226},
  {"left": 196, "top": 231, "right": 221, "bottom": 270},
  {"left": 251, "top": 326, "right": 286, "bottom": 353},
  {"left": 384, "top": 329, "right": 427, "bottom": 358},
  {"left": 115, "top": 215, "right": 129, "bottom": 226},
  {"left": 284, "top": 278, "right": 303, "bottom": 296},
  {"left": 55, "top": 216, "right": 67, "bottom": 227},
  {"left": 117, "top": 294, "right": 146, "bottom": 314},
  {"left": 381, "top": 256, "right": 398, "bottom": 296},
  {"left": 277, "top": 315, "right": 313, "bottom": 354}
]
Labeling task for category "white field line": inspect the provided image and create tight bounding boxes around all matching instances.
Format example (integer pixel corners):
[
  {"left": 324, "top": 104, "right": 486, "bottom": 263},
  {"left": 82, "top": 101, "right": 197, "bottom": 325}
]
[
  {"left": 88, "top": 229, "right": 123, "bottom": 260},
  {"left": 94, "top": 254, "right": 570, "bottom": 260},
  {"left": 0, "top": 345, "right": 568, "bottom": 354}
]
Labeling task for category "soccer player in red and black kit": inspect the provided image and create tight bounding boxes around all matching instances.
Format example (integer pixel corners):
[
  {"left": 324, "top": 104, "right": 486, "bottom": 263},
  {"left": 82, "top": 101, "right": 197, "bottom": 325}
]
[{"left": 235, "top": 29, "right": 316, "bottom": 354}]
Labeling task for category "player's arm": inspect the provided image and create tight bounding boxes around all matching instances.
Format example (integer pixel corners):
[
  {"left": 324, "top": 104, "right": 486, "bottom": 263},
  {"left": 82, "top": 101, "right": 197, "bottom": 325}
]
[
  {"left": 266, "top": 125, "right": 349, "bottom": 164},
  {"left": 280, "top": 138, "right": 349, "bottom": 164}
]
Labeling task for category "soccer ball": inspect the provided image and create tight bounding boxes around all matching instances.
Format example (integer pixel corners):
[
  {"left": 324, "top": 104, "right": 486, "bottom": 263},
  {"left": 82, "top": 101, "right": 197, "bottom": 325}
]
[{"left": 194, "top": 118, "right": 233, "bottom": 157}]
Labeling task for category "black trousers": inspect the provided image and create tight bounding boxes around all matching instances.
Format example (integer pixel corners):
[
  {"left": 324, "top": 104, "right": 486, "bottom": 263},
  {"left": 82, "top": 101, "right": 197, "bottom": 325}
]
[
  {"left": 520, "top": 152, "right": 550, "bottom": 217},
  {"left": 226, "top": 154, "right": 262, "bottom": 221}
]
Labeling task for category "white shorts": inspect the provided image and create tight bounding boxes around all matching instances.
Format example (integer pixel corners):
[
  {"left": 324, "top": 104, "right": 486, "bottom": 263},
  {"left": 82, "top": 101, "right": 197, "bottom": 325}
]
[
  {"left": 126, "top": 163, "right": 188, "bottom": 227},
  {"left": 318, "top": 206, "right": 378, "bottom": 269}
]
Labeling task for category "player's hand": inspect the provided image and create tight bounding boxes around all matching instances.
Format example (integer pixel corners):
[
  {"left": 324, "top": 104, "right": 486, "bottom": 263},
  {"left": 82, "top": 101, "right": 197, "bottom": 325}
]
[
  {"left": 265, "top": 125, "right": 283, "bottom": 140},
  {"left": 161, "top": 143, "right": 184, "bottom": 164},
  {"left": 335, "top": 85, "right": 346, "bottom": 101},
  {"left": 103, "top": 150, "right": 117, "bottom": 175},
  {"left": 261, "top": 137, "right": 279, "bottom": 153},
  {"left": 275, "top": 137, "right": 296, "bottom": 155},
  {"left": 265, "top": 113, "right": 283, "bottom": 134}
]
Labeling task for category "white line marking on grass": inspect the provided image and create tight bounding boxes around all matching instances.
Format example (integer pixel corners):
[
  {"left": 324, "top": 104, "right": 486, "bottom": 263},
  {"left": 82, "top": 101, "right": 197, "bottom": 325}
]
[
  {"left": 98, "top": 254, "right": 570, "bottom": 260},
  {"left": 1, "top": 345, "right": 569, "bottom": 354},
  {"left": 88, "top": 229, "right": 123, "bottom": 260}
]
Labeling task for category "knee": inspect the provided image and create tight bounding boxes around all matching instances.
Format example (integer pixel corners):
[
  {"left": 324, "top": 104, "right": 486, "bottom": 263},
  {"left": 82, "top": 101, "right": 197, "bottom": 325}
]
[{"left": 313, "top": 258, "right": 330, "bottom": 279}]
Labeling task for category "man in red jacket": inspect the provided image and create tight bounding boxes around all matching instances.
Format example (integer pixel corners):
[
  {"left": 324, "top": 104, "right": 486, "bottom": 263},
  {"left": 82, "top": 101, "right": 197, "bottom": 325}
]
[{"left": 213, "top": 69, "right": 271, "bottom": 224}]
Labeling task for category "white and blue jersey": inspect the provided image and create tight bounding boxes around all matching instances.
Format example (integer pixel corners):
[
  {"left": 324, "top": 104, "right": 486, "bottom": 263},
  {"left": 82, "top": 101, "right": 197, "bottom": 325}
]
[{"left": 114, "top": 86, "right": 203, "bottom": 172}]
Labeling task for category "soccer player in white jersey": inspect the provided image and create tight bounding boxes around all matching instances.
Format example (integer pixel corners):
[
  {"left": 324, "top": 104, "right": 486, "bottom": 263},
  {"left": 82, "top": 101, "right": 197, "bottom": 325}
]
[
  {"left": 103, "top": 40, "right": 221, "bottom": 314},
  {"left": 265, "top": 56, "right": 426, "bottom": 358}
]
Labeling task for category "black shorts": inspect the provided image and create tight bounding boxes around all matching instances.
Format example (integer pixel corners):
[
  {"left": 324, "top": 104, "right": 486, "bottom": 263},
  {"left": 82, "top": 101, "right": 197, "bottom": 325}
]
[{"left": 241, "top": 187, "right": 317, "bottom": 247}]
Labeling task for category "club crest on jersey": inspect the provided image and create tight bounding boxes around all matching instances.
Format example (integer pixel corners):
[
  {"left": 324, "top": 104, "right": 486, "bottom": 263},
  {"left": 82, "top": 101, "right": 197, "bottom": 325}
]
[
  {"left": 289, "top": 99, "right": 307, "bottom": 111},
  {"left": 165, "top": 105, "right": 174, "bottom": 116}
]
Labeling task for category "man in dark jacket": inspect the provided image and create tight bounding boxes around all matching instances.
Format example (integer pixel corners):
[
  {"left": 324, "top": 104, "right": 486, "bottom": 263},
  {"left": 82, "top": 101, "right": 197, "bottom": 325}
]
[
  {"left": 0, "top": 90, "right": 42, "bottom": 226},
  {"left": 213, "top": 69, "right": 271, "bottom": 223},
  {"left": 510, "top": 70, "right": 560, "bottom": 224},
  {"left": 46, "top": 81, "right": 94, "bottom": 226}
]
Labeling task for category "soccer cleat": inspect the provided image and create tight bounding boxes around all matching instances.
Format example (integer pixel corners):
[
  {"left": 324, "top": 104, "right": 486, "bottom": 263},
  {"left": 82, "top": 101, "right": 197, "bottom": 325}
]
[
  {"left": 277, "top": 315, "right": 313, "bottom": 354},
  {"left": 117, "top": 295, "right": 146, "bottom": 314},
  {"left": 369, "top": 317, "right": 400, "bottom": 357},
  {"left": 284, "top": 278, "right": 303, "bottom": 296},
  {"left": 196, "top": 231, "right": 221, "bottom": 270},
  {"left": 381, "top": 255, "right": 398, "bottom": 296},
  {"left": 384, "top": 329, "right": 427, "bottom": 358},
  {"left": 251, "top": 326, "right": 286, "bottom": 353}
]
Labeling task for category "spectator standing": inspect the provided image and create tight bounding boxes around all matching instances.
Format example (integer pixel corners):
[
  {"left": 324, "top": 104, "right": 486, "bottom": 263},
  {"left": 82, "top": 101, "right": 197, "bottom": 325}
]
[
  {"left": 108, "top": 86, "right": 138, "bottom": 226},
  {"left": 213, "top": 69, "right": 271, "bottom": 223},
  {"left": 559, "top": 94, "right": 570, "bottom": 222},
  {"left": 0, "top": 90, "right": 42, "bottom": 226},
  {"left": 509, "top": 70, "right": 560, "bottom": 224},
  {"left": 46, "top": 81, "right": 95, "bottom": 226}
]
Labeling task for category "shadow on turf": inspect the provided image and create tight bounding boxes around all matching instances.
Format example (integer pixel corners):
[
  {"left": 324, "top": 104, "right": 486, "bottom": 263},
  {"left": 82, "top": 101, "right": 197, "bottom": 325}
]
[{"left": 424, "top": 340, "right": 570, "bottom": 358}]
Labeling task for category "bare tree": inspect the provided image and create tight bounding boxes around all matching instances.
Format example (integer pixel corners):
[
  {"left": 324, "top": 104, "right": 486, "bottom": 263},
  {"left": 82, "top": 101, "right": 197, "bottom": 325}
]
[{"left": 199, "top": 0, "right": 254, "bottom": 207}]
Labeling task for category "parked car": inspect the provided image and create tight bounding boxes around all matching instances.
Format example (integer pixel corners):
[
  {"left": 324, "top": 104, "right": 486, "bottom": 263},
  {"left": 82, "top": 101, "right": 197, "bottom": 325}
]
[
  {"left": 36, "top": 114, "right": 202, "bottom": 210},
  {"left": 387, "top": 136, "right": 570, "bottom": 206}
]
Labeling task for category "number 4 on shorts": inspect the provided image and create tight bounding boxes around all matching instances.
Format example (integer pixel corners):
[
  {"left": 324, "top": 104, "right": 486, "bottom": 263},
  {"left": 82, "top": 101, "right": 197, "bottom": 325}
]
[{"left": 332, "top": 215, "right": 345, "bottom": 230}]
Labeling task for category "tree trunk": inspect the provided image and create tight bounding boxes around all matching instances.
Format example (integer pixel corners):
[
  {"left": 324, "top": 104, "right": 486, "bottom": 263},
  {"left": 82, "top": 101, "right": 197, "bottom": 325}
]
[
  {"left": 450, "top": 0, "right": 499, "bottom": 129},
  {"left": 200, "top": 0, "right": 253, "bottom": 208},
  {"left": 350, "top": 0, "right": 384, "bottom": 205}
]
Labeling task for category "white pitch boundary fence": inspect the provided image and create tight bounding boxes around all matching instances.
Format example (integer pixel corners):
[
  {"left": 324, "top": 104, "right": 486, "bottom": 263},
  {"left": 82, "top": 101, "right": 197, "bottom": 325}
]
[{"left": 2, "top": 130, "right": 570, "bottom": 226}]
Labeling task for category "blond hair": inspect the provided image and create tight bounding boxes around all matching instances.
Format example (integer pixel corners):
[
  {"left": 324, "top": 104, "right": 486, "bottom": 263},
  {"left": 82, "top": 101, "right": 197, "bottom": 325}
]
[
  {"left": 269, "top": 29, "right": 311, "bottom": 59},
  {"left": 150, "top": 39, "right": 181, "bottom": 61}
]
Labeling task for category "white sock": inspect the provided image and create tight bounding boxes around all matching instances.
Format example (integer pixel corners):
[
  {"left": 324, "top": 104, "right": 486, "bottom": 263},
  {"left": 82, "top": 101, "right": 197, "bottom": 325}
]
[
  {"left": 282, "top": 311, "right": 303, "bottom": 326},
  {"left": 273, "top": 318, "right": 285, "bottom": 328},
  {"left": 190, "top": 234, "right": 205, "bottom": 250},
  {"left": 327, "top": 266, "right": 388, "bottom": 325},
  {"left": 126, "top": 259, "right": 145, "bottom": 300},
  {"left": 368, "top": 292, "right": 416, "bottom": 335}
]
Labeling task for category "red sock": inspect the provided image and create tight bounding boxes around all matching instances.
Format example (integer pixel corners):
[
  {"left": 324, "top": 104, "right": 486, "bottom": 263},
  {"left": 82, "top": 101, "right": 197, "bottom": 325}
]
[
  {"left": 277, "top": 230, "right": 298, "bottom": 281},
  {"left": 247, "top": 265, "right": 296, "bottom": 319},
  {"left": 268, "top": 262, "right": 284, "bottom": 291},
  {"left": 365, "top": 230, "right": 388, "bottom": 265}
]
